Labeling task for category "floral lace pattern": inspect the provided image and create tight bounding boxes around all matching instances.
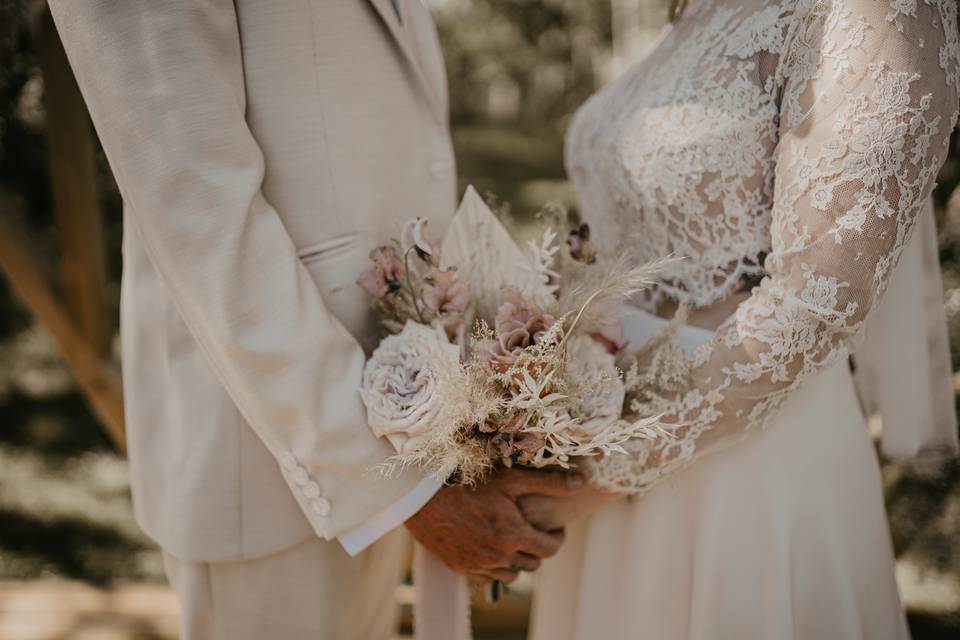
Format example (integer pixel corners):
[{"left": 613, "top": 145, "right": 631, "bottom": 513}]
[{"left": 570, "top": 0, "right": 960, "bottom": 493}]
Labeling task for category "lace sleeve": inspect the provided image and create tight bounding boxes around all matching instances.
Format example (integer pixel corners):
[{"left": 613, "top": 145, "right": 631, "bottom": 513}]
[{"left": 587, "top": 0, "right": 960, "bottom": 494}]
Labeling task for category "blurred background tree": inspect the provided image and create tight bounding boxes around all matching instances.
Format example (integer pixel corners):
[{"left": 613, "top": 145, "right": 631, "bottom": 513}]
[
  {"left": 0, "top": 1, "right": 957, "bottom": 637},
  {"left": 435, "top": 0, "right": 611, "bottom": 122}
]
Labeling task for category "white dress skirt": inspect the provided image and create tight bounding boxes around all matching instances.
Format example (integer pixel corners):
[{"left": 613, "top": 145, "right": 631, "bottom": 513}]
[{"left": 529, "top": 311, "right": 910, "bottom": 640}]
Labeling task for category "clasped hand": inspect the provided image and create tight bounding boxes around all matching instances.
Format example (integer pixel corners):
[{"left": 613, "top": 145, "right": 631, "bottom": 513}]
[{"left": 405, "top": 467, "right": 619, "bottom": 584}]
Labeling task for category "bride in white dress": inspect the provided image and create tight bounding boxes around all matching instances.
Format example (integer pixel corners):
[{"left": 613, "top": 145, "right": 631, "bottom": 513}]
[{"left": 521, "top": 1, "right": 960, "bottom": 638}]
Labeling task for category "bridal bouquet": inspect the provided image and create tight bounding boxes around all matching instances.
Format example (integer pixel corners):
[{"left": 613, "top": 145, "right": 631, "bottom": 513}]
[{"left": 356, "top": 187, "right": 686, "bottom": 485}]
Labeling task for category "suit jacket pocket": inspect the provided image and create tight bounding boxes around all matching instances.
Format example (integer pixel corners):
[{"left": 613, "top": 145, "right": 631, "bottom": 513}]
[
  {"left": 297, "top": 233, "right": 358, "bottom": 265},
  {"left": 297, "top": 233, "right": 378, "bottom": 345}
]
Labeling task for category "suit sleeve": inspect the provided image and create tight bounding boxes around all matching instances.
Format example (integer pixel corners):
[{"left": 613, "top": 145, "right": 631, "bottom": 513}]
[{"left": 47, "top": 0, "right": 430, "bottom": 538}]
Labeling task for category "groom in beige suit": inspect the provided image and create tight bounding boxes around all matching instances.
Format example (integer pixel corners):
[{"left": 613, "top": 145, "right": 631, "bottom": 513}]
[{"left": 49, "top": 1, "right": 576, "bottom": 638}]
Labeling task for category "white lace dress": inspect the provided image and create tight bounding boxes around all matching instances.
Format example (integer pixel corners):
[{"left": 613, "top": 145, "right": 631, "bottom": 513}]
[{"left": 530, "top": 1, "right": 959, "bottom": 638}]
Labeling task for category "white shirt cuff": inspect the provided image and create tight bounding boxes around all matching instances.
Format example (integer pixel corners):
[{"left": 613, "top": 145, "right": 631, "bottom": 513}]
[{"left": 337, "top": 475, "right": 442, "bottom": 556}]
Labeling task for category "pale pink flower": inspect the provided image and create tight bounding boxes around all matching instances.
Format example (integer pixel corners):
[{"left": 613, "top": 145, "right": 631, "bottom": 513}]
[
  {"left": 421, "top": 267, "right": 471, "bottom": 313},
  {"left": 360, "top": 321, "right": 467, "bottom": 454},
  {"left": 401, "top": 218, "right": 440, "bottom": 266},
  {"left": 357, "top": 246, "right": 404, "bottom": 298},
  {"left": 489, "top": 287, "right": 556, "bottom": 366}
]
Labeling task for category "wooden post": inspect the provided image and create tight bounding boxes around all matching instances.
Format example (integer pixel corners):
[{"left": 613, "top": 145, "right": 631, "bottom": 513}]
[
  {"left": 38, "top": 9, "right": 110, "bottom": 358},
  {"left": 0, "top": 9, "right": 125, "bottom": 448},
  {"left": 0, "top": 211, "right": 125, "bottom": 448}
]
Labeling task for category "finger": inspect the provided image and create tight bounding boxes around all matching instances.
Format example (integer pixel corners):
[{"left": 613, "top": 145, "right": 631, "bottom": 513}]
[
  {"left": 507, "top": 552, "right": 541, "bottom": 573},
  {"left": 517, "top": 495, "right": 566, "bottom": 533},
  {"left": 514, "top": 523, "right": 565, "bottom": 559},
  {"left": 470, "top": 569, "right": 520, "bottom": 584},
  {"left": 489, "top": 569, "right": 520, "bottom": 584},
  {"left": 503, "top": 468, "right": 584, "bottom": 499}
]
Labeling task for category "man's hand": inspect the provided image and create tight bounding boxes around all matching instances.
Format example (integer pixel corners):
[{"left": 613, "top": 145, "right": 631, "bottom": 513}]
[
  {"left": 518, "top": 484, "right": 622, "bottom": 533},
  {"left": 405, "top": 468, "right": 583, "bottom": 584}
]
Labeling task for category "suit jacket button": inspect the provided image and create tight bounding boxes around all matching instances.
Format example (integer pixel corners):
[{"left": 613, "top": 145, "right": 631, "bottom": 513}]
[
  {"left": 279, "top": 452, "right": 298, "bottom": 472},
  {"left": 291, "top": 467, "right": 309, "bottom": 486},
  {"left": 303, "top": 481, "right": 321, "bottom": 499},
  {"left": 429, "top": 160, "right": 451, "bottom": 182},
  {"left": 311, "top": 498, "right": 331, "bottom": 517}
]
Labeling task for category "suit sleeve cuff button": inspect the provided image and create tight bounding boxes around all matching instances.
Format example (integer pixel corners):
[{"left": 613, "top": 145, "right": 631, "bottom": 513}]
[
  {"left": 279, "top": 452, "right": 298, "bottom": 472},
  {"left": 311, "top": 498, "right": 331, "bottom": 517},
  {"left": 304, "top": 481, "right": 321, "bottom": 499},
  {"left": 291, "top": 467, "right": 310, "bottom": 486}
]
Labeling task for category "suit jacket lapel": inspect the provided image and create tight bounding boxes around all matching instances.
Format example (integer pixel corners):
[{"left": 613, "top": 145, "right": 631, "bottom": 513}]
[{"left": 367, "top": 0, "right": 444, "bottom": 120}]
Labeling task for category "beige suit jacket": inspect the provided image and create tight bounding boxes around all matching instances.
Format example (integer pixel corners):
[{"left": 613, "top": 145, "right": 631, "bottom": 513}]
[{"left": 49, "top": 0, "right": 456, "bottom": 561}]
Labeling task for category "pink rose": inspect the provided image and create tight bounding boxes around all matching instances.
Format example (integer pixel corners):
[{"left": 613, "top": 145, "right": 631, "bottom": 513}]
[
  {"left": 489, "top": 287, "right": 556, "bottom": 366},
  {"left": 421, "top": 267, "right": 471, "bottom": 313},
  {"left": 357, "top": 246, "right": 404, "bottom": 298}
]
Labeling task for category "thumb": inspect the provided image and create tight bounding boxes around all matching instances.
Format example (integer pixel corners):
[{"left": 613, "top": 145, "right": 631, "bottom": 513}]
[{"left": 505, "top": 468, "right": 585, "bottom": 498}]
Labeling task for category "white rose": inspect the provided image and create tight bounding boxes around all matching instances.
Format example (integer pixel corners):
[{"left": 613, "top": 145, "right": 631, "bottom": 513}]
[
  {"left": 566, "top": 334, "right": 626, "bottom": 436},
  {"left": 360, "top": 321, "right": 466, "bottom": 454}
]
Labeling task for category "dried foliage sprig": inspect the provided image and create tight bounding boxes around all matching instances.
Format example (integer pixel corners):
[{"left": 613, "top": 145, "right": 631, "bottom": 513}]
[{"left": 556, "top": 252, "right": 683, "bottom": 337}]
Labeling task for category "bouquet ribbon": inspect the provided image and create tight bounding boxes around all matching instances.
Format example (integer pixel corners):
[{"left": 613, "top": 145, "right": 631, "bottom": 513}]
[{"left": 413, "top": 542, "right": 472, "bottom": 640}]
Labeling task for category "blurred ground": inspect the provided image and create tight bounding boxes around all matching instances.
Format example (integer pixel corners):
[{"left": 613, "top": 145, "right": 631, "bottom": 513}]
[{"left": 1, "top": 124, "right": 958, "bottom": 639}]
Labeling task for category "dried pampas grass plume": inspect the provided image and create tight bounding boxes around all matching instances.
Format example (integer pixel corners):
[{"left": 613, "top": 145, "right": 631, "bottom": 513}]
[{"left": 557, "top": 253, "right": 684, "bottom": 341}]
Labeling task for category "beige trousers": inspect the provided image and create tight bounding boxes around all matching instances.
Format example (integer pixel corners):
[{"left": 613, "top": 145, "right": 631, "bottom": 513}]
[{"left": 162, "top": 530, "right": 408, "bottom": 640}]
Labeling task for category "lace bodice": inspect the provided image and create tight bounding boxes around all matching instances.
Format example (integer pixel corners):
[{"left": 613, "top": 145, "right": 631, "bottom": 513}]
[{"left": 572, "top": 0, "right": 960, "bottom": 493}]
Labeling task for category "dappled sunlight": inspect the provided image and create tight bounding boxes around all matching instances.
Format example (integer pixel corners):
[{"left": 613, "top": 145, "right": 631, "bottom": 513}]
[{"left": 0, "top": 582, "right": 178, "bottom": 640}]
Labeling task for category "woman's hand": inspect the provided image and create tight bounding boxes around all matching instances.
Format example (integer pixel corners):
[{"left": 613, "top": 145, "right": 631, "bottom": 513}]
[{"left": 517, "top": 483, "right": 623, "bottom": 532}]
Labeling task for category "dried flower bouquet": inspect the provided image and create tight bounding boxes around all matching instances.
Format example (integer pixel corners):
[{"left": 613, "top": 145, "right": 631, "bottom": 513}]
[{"left": 357, "top": 186, "right": 688, "bottom": 485}]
